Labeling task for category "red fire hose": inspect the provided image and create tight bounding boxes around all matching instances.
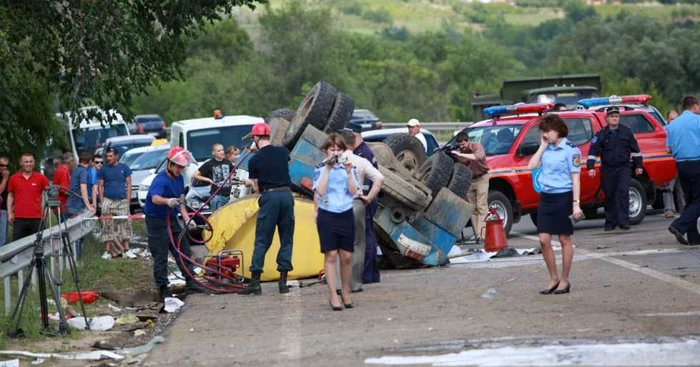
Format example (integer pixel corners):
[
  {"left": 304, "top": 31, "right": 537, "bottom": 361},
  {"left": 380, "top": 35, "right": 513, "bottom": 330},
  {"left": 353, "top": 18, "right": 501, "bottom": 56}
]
[{"left": 164, "top": 149, "right": 254, "bottom": 294}]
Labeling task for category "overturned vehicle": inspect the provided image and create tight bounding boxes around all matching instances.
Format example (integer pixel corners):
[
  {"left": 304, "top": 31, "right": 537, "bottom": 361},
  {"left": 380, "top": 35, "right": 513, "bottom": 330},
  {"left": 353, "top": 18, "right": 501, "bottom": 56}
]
[{"left": 203, "top": 82, "right": 473, "bottom": 281}]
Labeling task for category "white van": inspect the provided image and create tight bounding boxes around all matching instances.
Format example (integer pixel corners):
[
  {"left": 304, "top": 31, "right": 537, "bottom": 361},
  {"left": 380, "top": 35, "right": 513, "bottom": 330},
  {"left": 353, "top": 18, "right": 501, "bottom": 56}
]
[
  {"left": 58, "top": 106, "right": 130, "bottom": 158},
  {"left": 170, "top": 115, "right": 263, "bottom": 163},
  {"left": 44, "top": 107, "right": 130, "bottom": 179}
]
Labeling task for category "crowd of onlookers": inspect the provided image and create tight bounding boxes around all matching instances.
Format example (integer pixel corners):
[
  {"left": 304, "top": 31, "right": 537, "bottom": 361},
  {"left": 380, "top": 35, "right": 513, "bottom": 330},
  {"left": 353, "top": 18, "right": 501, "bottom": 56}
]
[{"left": 0, "top": 148, "right": 143, "bottom": 261}]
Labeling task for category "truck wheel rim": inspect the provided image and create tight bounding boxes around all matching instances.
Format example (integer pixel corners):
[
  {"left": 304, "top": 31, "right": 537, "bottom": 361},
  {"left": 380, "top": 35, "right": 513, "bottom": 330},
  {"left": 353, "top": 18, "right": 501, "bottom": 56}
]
[
  {"left": 491, "top": 200, "right": 508, "bottom": 230},
  {"left": 397, "top": 150, "right": 419, "bottom": 172},
  {"left": 629, "top": 188, "right": 642, "bottom": 218}
]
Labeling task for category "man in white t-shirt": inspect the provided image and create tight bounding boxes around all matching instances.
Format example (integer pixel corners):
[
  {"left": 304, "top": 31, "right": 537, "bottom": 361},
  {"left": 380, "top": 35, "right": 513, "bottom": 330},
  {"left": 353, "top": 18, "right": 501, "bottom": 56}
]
[
  {"left": 407, "top": 118, "right": 428, "bottom": 153},
  {"left": 338, "top": 130, "right": 384, "bottom": 292}
]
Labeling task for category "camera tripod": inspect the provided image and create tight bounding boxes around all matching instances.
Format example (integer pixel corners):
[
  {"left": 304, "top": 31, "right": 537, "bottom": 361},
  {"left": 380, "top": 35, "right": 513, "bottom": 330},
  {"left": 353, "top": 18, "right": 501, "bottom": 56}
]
[{"left": 5, "top": 190, "right": 90, "bottom": 337}]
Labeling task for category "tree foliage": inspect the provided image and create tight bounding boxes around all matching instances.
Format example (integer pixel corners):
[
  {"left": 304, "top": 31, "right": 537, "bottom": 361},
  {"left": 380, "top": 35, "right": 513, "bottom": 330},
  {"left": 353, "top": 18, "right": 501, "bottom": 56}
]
[{"left": 0, "top": 0, "right": 265, "bottom": 165}]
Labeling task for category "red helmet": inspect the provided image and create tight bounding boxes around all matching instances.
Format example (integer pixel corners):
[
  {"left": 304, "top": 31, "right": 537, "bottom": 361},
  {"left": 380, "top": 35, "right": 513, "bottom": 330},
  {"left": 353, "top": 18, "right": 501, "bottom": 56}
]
[
  {"left": 251, "top": 123, "right": 271, "bottom": 137},
  {"left": 167, "top": 147, "right": 193, "bottom": 167}
]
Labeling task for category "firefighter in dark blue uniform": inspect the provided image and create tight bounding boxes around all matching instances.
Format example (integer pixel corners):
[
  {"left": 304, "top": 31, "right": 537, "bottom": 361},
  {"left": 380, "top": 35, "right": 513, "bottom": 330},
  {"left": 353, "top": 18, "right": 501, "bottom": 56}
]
[
  {"left": 586, "top": 106, "right": 643, "bottom": 231},
  {"left": 239, "top": 123, "right": 295, "bottom": 295}
]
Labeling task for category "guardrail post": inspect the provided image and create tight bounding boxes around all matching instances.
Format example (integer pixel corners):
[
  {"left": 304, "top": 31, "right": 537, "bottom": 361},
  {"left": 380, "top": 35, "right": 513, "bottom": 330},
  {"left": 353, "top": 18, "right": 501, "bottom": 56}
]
[
  {"left": 17, "top": 269, "right": 24, "bottom": 297},
  {"left": 4, "top": 276, "right": 11, "bottom": 315}
]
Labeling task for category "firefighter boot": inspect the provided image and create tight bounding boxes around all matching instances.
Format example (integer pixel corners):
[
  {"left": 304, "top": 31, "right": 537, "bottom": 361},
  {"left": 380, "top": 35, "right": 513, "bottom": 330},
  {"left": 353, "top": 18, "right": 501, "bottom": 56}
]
[
  {"left": 158, "top": 285, "right": 172, "bottom": 303},
  {"left": 185, "top": 280, "right": 214, "bottom": 295},
  {"left": 239, "top": 271, "right": 262, "bottom": 295},
  {"left": 279, "top": 271, "right": 289, "bottom": 294}
]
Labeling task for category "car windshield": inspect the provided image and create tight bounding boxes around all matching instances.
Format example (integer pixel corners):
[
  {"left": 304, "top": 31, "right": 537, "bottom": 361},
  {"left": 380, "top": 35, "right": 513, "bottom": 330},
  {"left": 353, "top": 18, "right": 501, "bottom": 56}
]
[
  {"left": 72, "top": 124, "right": 129, "bottom": 153},
  {"left": 112, "top": 142, "right": 153, "bottom": 157},
  {"left": 187, "top": 125, "right": 252, "bottom": 162},
  {"left": 120, "top": 151, "right": 145, "bottom": 166},
  {"left": 530, "top": 91, "right": 597, "bottom": 106},
  {"left": 465, "top": 125, "right": 524, "bottom": 156},
  {"left": 129, "top": 149, "right": 167, "bottom": 171},
  {"left": 156, "top": 158, "right": 167, "bottom": 173},
  {"left": 136, "top": 116, "right": 162, "bottom": 123},
  {"left": 351, "top": 110, "right": 378, "bottom": 121}
]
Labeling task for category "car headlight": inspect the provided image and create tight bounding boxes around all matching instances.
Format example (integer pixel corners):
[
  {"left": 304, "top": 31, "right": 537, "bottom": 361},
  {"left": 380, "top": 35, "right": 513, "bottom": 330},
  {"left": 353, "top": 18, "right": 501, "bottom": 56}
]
[
  {"left": 185, "top": 199, "right": 209, "bottom": 210},
  {"left": 139, "top": 184, "right": 150, "bottom": 191}
]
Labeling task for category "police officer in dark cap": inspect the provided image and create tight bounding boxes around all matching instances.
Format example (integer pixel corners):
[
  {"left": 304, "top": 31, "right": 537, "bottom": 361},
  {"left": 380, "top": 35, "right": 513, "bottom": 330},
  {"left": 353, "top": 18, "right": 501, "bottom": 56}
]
[{"left": 587, "top": 106, "right": 643, "bottom": 231}]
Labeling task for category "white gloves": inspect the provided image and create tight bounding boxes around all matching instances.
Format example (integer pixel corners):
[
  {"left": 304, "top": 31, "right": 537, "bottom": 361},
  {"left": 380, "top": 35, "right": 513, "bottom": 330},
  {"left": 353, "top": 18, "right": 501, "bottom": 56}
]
[
  {"left": 166, "top": 198, "right": 181, "bottom": 208},
  {"left": 186, "top": 220, "right": 197, "bottom": 230}
]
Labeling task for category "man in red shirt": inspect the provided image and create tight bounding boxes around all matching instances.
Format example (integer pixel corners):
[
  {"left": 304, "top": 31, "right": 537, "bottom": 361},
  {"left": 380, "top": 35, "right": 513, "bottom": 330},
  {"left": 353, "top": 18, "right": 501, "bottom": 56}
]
[
  {"left": 52, "top": 152, "right": 74, "bottom": 220},
  {"left": 8, "top": 153, "right": 50, "bottom": 241}
]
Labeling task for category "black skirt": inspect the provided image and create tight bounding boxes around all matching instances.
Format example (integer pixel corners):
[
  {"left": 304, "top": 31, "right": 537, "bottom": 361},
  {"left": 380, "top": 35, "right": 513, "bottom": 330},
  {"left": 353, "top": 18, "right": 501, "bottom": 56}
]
[
  {"left": 316, "top": 208, "right": 355, "bottom": 253},
  {"left": 537, "top": 192, "right": 574, "bottom": 235}
]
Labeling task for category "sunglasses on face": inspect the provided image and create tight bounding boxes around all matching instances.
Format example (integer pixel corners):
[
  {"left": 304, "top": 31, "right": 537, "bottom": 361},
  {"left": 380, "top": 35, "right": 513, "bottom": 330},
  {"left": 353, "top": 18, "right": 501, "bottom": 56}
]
[
  {"left": 94, "top": 161, "right": 104, "bottom": 165},
  {"left": 0, "top": 164, "right": 8, "bottom": 168}
]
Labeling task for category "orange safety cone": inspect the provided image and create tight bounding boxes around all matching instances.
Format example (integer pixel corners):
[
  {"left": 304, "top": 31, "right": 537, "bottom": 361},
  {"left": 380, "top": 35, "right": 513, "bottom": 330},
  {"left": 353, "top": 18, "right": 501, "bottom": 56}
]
[{"left": 481, "top": 205, "right": 508, "bottom": 252}]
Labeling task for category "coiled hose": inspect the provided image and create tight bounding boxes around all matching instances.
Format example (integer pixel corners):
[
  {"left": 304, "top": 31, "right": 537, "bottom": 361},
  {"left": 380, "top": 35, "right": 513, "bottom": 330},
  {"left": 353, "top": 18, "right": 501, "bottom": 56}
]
[{"left": 165, "top": 150, "right": 254, "bottom": 294}]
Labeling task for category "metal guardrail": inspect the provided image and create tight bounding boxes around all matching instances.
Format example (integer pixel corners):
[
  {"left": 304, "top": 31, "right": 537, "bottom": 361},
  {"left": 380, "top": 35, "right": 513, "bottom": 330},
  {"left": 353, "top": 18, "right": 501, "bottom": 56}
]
[{"left": 0, "top": 213, "right": 96, "bottom": 315}]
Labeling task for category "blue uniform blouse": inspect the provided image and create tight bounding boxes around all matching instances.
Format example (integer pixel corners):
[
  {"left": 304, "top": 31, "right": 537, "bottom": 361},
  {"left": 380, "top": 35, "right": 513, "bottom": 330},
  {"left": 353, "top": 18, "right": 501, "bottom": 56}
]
[
  {"left": 538, "top": 138, "right": 581, "bottom": 194},
  {"left": 666, "top": 110, "right": 700, "bottom": 162},
  {"left": 313, "top": 163, "right": 360, "bottom": 213}
]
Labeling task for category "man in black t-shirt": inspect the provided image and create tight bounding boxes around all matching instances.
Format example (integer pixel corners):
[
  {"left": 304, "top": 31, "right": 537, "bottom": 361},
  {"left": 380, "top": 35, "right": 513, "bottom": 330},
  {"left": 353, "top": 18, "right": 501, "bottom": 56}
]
[
  {"left": 239, "top": 123, "right": 295, "bottom": 295},
  {"left": 193, "top": 143, "right": 235, "bottom": 211}
]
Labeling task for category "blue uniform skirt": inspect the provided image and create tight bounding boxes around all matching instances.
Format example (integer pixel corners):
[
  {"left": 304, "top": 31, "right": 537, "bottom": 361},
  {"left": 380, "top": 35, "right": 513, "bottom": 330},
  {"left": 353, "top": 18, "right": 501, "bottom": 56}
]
[
  {"left": 316, "top": 208, "right": 355, "bottom": 253},
  {"left": 537, "top": 191, "right": 574, "bottom": 235}
]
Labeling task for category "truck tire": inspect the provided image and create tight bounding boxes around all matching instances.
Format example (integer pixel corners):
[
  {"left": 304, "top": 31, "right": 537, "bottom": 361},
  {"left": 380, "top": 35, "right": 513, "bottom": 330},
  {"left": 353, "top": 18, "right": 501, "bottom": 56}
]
[
  {"left": 629, "top": 178, "right": 646, "bottom": 225},
  {"left": 414, "top": 151, "right": 452, "bottom": 198},
  {"left": 265, "top": 108, "right": 296, "bottom": 123},
  {"left": 324, "top": 93, "right": 354, "bottom": 133},
  {"left": 447, "top": 163, "right": 472, "bottom": 200},
  {"left": 284, "top": 81, "right": 337, "bottom": 149},
  {"left": 488, "top": 190, "right": 513, "bottom": 236},
  {"left": 383, "top": 134, "right": 427, "bottom": 174}
]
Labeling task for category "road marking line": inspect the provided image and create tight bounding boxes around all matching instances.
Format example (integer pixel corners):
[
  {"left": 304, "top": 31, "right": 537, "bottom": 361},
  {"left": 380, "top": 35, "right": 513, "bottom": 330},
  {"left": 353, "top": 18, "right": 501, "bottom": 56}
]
[{"left": 512, "top": 232, "right": 700, "bottom": 297}]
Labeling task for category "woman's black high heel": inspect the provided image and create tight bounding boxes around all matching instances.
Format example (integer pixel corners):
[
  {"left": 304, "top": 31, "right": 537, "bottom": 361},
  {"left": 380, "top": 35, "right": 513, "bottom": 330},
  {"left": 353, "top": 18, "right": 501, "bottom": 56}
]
[
  {"left": 339, "top": 294, "right": 354, "bottom": 309},
  {"left": 553, "top": 281, "right": 571, "bottom": 295},
  {"left": 539, "top": 281, "right": 559, "bottom": 295},
  {"left": 329, "top": 301, "right": 343, "bottom": 311}
]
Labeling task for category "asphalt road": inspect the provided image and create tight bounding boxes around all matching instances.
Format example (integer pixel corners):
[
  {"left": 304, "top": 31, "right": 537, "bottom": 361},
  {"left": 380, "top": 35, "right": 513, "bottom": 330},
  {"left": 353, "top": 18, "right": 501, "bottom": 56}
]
[{"left": 143, "top": 210, "right": 700, "bottom": 366}]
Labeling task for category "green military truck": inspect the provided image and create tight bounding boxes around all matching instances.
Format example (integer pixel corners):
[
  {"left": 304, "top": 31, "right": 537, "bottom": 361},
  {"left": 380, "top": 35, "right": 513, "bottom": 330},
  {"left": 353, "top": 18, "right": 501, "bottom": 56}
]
[{"left": 471, "top": 74, "right": 602, "bottom": 122}]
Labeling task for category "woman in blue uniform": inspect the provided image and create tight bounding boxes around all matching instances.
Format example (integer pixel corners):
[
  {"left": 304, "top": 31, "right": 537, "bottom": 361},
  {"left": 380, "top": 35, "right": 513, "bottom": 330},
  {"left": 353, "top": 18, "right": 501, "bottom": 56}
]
[
  {"left": 528, "top": 115, "right": 583, "bottom": 295},
  {"left": 313, "top": 134, "right": 360, "bottom": 311}
]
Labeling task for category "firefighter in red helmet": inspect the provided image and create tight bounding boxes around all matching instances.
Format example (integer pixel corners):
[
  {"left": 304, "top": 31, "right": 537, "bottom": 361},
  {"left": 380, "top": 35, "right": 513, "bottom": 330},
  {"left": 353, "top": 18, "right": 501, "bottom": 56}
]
[
  {"left": 144, "top": 147, "right": 209, "bottom": 301},
  {"left": 239, "top": 123, "right": 295, "bottom": 295}
]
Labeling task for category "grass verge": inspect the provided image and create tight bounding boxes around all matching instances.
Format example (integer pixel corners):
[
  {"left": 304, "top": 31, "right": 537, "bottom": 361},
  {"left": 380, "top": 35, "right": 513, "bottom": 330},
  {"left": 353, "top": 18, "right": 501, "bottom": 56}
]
[{"left": 0, "top": 220, "right": 151, "bottom": 350}]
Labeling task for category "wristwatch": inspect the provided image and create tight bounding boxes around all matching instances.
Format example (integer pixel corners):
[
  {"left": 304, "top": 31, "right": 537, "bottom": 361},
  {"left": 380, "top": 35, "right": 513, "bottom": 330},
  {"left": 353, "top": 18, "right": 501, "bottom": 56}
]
[{"left": 573, "top": 200, "right": 580, "bottom": 203}]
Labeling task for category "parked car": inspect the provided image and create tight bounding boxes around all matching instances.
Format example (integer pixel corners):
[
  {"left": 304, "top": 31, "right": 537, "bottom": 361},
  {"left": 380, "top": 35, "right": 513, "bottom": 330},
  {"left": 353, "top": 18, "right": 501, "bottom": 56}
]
[
  {"left": 122, "top": 144, "right": 171, "bottom": 210},
  {"left": 349, "top": 109, "right": 383, "bottom": 131},
  {"left": 362, "top": 128, "right": 440, "bottom": 174},
  {"left": 95, "top": 135, "right": 155, "bottom": 157},
  {"left": 138, "top": 157, "right": 212, "bottom": 214},
  {"left": 446, "top": 96, "right": 676, "bottom": 235},
  {"left": 130, "top": 114, "right": 167, "bottom": 138}
]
